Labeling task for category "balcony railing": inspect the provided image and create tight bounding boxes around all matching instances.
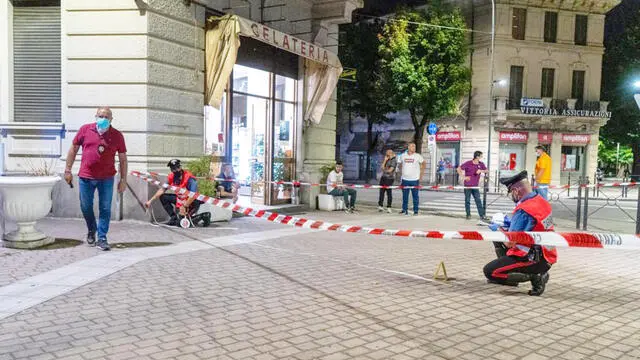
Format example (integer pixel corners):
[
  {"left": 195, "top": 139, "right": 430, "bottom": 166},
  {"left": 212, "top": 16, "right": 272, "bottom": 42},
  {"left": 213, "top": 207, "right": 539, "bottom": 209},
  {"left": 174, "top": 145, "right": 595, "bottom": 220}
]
[{"left": 506, "top": 97, "right": 521, "bottom": 110}]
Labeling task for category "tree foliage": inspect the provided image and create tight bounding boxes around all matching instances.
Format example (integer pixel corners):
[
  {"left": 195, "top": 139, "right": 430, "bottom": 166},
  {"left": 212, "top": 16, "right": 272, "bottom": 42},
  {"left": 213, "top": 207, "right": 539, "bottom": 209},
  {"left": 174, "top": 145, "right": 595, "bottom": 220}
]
[
  {"left": 339, "top": 19, "right": 393, "bottom": 181},
  {"left": 598, "top": 140, "right": 634, "bottom": 175},
  {"left": 378, "top": 5, "right": 471, "bottom": 153},
  {"left": 601, "top": 16, "right": 640, "bottom": 176}
]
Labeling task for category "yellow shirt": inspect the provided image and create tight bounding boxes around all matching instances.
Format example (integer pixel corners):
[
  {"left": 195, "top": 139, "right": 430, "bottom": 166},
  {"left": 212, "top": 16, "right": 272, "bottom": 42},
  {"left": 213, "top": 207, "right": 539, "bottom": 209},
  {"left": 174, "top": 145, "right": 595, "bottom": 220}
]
[{"left": 535, "top": 152, "right": 552, "bottom": 184}]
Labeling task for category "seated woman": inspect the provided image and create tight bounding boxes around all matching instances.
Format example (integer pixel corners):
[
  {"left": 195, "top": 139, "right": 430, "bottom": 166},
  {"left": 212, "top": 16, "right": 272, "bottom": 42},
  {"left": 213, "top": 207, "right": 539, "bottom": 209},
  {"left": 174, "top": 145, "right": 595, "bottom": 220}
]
[{"left": 216, "top": 163, "right": 239, "bottom": 203}]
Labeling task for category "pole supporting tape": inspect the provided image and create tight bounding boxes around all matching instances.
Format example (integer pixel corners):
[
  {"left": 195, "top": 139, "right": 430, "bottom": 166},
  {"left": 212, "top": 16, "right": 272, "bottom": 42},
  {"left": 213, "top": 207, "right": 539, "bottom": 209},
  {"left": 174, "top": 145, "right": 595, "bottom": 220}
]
[{"left": 131, "top": 171, "right": 640, "bottom": 251}]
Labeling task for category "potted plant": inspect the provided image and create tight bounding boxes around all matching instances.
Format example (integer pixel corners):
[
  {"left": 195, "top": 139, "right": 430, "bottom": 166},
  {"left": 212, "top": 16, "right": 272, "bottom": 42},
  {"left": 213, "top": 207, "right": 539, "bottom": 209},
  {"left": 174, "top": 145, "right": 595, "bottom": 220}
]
[{"left": 0, "top": 159, "right": 61, "bottom": 249}]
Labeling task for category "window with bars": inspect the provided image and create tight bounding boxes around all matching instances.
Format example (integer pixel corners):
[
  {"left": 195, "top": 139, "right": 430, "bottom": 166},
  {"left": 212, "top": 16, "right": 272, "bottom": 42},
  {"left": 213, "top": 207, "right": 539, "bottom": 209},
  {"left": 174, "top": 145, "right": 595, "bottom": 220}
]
[
  {"left": 544, "top": 12, "right": 558, "bottom": 43},
  {"left": 541, "top": 68, "right": 555, "bottom": 98},
  {"left": 575, "top": 15, "right": 588, "bottom": 46},
  {"left": 512, "top": 8, "right": 527, "bottom": 40}
]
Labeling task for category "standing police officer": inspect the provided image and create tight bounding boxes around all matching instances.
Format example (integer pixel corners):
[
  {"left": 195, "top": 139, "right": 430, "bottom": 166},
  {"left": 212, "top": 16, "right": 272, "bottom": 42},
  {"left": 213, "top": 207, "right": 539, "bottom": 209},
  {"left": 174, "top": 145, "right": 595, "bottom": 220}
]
[{"left": 484, "top": 170, "right": 556, "bottom": 296}]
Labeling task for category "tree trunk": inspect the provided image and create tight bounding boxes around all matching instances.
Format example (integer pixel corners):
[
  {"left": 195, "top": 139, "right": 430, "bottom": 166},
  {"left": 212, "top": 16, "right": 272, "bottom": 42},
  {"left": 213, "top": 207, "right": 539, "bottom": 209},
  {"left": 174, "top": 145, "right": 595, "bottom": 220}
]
[
  {"left": 366, "top": 120, "right": 373, "bottom": 183},
  {"left": 409, "top": 109, "right": 426, "bottom": 154},
  {"left": 414, "top": 124, "right": 426, "bottom": 154}
]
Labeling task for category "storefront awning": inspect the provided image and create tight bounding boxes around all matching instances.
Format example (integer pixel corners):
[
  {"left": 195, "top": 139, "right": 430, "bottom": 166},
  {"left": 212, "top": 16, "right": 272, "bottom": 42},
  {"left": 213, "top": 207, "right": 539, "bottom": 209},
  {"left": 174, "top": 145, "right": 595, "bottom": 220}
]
[{"left": 205, "top": 14, "right": 343, "bottom": 125}]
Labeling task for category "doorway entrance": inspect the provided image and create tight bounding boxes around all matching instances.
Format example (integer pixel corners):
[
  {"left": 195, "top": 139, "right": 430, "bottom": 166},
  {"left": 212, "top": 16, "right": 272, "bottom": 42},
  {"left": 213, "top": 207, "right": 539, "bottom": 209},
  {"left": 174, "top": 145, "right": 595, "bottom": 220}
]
[{"left": 229, "top": 64, "right": 297, "bottom": 205}]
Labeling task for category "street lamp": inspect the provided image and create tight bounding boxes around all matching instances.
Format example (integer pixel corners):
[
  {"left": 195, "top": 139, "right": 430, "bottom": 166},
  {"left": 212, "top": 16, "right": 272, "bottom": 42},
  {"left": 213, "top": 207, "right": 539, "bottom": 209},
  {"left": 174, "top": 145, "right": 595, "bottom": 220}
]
[
  {"left": 633, "top": 80, "right": 640, "bottom": 90},
  {"left": 484, "top": 0, "right": 496, "bottom": 215}
]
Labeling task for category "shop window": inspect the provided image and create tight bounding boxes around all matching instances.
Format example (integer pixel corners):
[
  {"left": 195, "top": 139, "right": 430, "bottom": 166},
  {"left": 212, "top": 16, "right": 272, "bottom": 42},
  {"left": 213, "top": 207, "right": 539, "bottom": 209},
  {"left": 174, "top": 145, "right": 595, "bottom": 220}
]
[
  {"left": 561, "top": 146, "right": 584, "bottom": 172},
  {"left": 544, "top": 12, "right": 558, "bottom": 43},
  {"left": 575, "top": 15, "right": 588, "bottom": 46},
  {"left": 512, "top": 8, "right": 527, "bottom": 40},
  {"left": 541, "top": 68, "right": 555, "bottom": 98},
  {"left": 499, "top": 143, "right": 526, "bottom": 178},
  {"left": 571, "top": 70, "right": 585, "bottom": 108},
  {"left": 508, "top": 66, "right": 524, "bottom": 109}
]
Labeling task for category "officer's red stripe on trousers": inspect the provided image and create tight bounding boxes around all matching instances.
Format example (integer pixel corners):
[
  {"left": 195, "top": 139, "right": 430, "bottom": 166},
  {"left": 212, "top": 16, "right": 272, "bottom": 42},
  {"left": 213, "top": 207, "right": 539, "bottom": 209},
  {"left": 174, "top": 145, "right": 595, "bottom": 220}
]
[{"left": 131, "top": 171, "right": 640, "bottom": 251}]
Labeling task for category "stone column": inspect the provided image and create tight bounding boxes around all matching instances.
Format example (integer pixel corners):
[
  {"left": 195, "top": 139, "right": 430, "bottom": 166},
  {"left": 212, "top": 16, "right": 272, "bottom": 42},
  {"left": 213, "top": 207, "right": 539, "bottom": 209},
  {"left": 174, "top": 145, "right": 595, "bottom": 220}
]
[
  {"left": 299, "top": 0, "right": 362, "bottom": 206},
  {"left": 550, "top": 132, "right": 563, "bottom": 186},
  {"left": 55, "top": 0, "right": 205, "bottom": 220},
  {"left": 526, "top": 132, "right": 538, "bottom": 176}
]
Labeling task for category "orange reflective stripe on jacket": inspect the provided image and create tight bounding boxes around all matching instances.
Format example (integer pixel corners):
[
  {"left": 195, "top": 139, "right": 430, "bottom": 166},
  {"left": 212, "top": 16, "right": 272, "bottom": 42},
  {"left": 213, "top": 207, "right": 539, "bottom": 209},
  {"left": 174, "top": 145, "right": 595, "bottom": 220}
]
[{"left": 509, "top": 194, "right": 558, "bottom": 264}]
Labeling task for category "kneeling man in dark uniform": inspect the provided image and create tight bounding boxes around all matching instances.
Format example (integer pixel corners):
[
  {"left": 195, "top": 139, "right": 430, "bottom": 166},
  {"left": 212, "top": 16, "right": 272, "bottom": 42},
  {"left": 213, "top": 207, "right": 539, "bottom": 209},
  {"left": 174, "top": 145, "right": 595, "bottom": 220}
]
[{"left": 484, "top": 170, "right": 556, "bottom": 296}]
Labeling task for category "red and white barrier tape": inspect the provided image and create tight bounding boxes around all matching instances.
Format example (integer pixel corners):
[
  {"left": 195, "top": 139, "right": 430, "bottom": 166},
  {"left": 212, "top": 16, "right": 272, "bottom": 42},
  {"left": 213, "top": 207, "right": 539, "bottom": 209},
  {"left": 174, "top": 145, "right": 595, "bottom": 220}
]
[
  {"left": 144, "top": 171, "right": 636, "bottom": 191},
  {"left": 131, "top": 171, "right": 640, "bottom": 250}
]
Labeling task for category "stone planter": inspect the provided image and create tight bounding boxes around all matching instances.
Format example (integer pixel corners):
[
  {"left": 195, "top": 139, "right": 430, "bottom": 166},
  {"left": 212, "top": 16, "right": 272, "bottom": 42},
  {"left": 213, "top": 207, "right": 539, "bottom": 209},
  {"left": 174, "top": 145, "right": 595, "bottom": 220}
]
[{"left": 0, "top": 176, "right": 60, "bottom": 249}]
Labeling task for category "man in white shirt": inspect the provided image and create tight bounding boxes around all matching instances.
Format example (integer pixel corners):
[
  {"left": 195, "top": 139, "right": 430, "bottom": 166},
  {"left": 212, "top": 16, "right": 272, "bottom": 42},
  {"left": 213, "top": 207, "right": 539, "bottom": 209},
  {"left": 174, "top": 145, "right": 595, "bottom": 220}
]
[
  {"left": 326, "top": 161, "right": 357, "bottom": 213},
  {"left": 397, "top": 142, "right": 425, "bottom": 215}
]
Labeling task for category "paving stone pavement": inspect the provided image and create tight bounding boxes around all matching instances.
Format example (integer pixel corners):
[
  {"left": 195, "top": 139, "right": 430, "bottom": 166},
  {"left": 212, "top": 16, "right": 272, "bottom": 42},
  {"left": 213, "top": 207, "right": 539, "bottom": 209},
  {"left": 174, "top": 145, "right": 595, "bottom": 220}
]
[{"left": 1, "top": 209, "right": 640, "bottom": 359}]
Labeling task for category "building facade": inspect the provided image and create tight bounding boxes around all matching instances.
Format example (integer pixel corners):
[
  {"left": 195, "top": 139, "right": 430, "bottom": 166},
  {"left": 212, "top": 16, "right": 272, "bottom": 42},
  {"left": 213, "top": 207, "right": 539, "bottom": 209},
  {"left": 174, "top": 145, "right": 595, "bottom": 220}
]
[
  {"left": 0, "top": 0, "right": 361, "bottom": 218},
  {"left": 339, "top": 0, "right": 618, "bottom": 187},
  {"left": 448, "top": 0, "right": 618, "bottom": 186}
]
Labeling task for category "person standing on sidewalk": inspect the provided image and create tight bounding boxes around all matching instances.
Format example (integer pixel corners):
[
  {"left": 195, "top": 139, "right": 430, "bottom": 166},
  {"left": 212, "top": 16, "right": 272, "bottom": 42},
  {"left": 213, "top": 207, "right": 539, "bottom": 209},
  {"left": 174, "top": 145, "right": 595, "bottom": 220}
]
[
  {"left": 378, "top": 149, "right": 397, "bottom": 213},
  {"left": 64, "top": 107, "right": 128, "bottom": 251},
  {"left": 437, "top": 158, "right": 446, "bottom": 185},
  {"left": 397, "top": 143, "right": 425, "bottom": 215},
  {"left": 534, "top": 145, "right": 552, "bottom": 200},
  {"left": 457, "top": 151, "right": 489, "bottom": 221},
  {"left": 327, "top": 161, "right": 357, "bottom": 213}
]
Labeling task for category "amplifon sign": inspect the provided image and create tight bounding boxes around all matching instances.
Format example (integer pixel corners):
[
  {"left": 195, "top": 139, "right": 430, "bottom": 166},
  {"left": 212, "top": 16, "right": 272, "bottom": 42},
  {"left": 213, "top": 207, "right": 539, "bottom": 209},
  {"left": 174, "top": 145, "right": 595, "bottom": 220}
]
[
  {"left": 562, "top": 134, "right": 591, "bottom": 145},
  {"left": 499, "top": 131, "right": 528, "bottom": 143},
  {"left": 436, "top": 131, "right": 461, "bottom": 142}
]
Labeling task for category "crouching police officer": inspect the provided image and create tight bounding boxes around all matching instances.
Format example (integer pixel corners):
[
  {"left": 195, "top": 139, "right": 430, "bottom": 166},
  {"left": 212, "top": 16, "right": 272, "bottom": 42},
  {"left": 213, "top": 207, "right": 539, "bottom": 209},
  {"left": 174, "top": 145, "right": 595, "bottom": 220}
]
[
  {"left": 484, "top": 170, "right": 557, "bottom": 296},
  {"left": 145, "top": 159, "right": 208, "bottom": 226}
]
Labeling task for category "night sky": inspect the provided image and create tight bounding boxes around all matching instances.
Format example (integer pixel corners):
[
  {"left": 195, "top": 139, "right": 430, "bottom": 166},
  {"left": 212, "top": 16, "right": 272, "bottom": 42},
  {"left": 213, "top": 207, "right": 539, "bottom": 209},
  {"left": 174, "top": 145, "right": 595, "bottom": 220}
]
[{"left": 604, "top": 0, "right": 640, "bottom": 46}]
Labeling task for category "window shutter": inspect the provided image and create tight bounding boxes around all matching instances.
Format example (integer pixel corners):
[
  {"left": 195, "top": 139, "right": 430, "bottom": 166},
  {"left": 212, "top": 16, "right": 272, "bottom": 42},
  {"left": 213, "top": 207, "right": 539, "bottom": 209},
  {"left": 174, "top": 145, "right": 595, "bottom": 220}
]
[{"left": 13, "top": 6, "right": 61, "bottom": 122}]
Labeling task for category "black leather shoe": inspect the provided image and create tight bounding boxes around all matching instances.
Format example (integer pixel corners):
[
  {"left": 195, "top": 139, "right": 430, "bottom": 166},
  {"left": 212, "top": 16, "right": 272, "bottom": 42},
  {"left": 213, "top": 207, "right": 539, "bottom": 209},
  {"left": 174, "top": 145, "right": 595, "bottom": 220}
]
[
  {"left": 529, "top": 272, "right": 550, "bottom": 296},
  {"left": 86, "top": 232, "right": 96, "bottom": 246}
]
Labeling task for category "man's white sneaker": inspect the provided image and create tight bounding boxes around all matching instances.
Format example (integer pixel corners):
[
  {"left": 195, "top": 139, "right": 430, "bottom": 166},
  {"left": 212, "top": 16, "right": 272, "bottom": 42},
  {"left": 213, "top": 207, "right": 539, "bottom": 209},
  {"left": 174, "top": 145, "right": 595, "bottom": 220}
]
[
  {"left": 386, "top": 207, "right": 392, "bottom": 214},
  {"left": 378, "top": 206, "right": 384, "bottom": 212}
]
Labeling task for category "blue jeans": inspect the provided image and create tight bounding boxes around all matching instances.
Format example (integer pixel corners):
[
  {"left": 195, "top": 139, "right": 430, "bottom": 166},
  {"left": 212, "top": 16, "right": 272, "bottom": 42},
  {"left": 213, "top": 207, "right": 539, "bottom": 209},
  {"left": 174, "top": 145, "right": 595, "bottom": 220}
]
[
  {"left": 79, "top": 177, "right": 114, "bottom": 239},
  {"left": 401, "top": 179, "right": 419, "bottom": 214},
  {"left": 464, "top": 189, "right": 485, "bottom": 217},
  {"left": 536, "top": 184, "right": 549, "bottom": 200}
]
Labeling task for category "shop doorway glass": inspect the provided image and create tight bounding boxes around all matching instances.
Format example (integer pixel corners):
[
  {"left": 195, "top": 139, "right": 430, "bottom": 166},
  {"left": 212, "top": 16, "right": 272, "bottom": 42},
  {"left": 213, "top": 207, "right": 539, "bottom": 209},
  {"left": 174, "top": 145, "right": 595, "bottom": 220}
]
[
  {"left": 560, "top": 145, "right": 586, "bottom": 184},
  {"left": 228, "top": 65, "right": 297, "bottom": 205},
  {"left": 436, "top": 143, "right": 460, "bottom": 185}
]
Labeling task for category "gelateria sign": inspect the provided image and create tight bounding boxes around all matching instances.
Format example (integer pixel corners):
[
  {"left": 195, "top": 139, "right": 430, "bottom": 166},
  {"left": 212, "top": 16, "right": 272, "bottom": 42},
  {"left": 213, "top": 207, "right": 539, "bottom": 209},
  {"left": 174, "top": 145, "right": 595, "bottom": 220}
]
[
  {"left": 239, "top": 17, "right": 340, "bottom": 68},
  {"left": 520, "top": 107, "right": 611, "bottom": 118}
]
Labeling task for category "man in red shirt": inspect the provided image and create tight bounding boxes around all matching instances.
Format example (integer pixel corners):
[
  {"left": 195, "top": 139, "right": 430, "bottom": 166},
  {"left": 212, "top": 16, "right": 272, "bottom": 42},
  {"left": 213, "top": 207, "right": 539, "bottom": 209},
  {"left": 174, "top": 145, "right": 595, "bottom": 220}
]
[{"left": 64, "top": 107, "right": 128, "bottom": 251}]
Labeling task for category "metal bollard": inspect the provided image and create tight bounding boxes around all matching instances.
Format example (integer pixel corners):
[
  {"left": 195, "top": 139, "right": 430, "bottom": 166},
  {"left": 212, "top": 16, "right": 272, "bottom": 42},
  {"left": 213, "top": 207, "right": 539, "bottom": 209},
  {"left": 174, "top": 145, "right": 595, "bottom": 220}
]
[
  {"left": 583, "top": 176, "right": 589, "bottom": 231},
  {"left": 568, "top": 173, "right": 571, "bottom": 197},
  {"left": 576, "top": 176, "right": 582, "bottom": 230}
]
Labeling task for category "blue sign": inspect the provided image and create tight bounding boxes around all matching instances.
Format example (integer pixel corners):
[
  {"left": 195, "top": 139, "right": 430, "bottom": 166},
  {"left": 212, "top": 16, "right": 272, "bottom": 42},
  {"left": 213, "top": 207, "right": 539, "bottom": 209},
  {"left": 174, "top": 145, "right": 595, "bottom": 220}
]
[{"left": 427, "top": 123, "right": 438, "bottom": 135}]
